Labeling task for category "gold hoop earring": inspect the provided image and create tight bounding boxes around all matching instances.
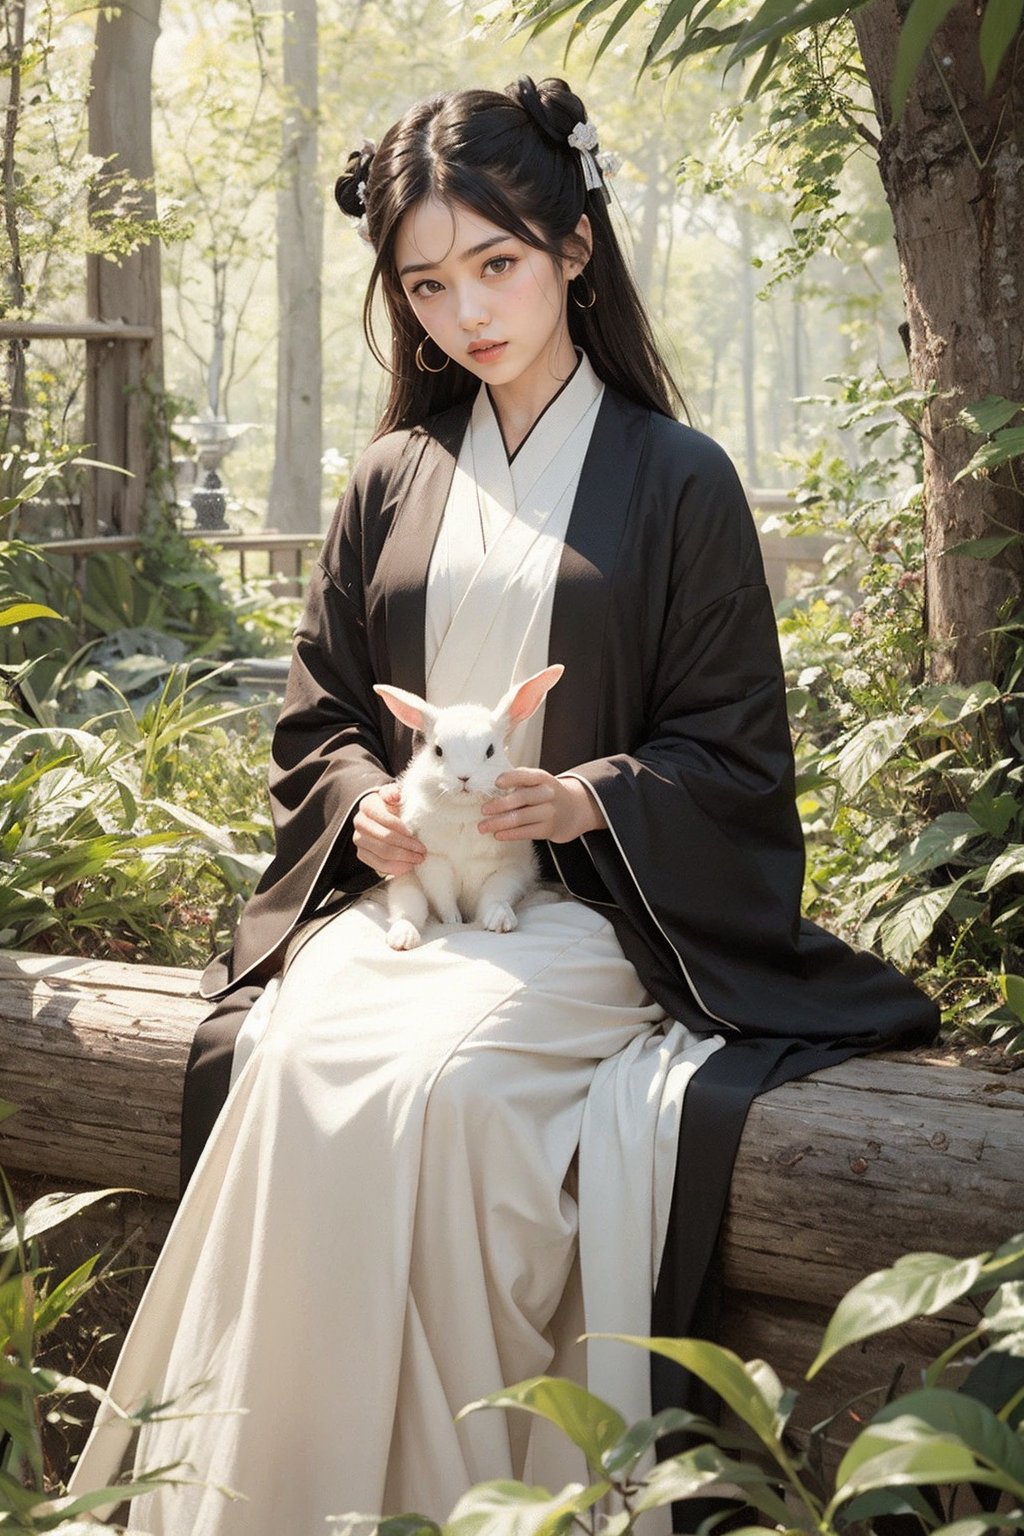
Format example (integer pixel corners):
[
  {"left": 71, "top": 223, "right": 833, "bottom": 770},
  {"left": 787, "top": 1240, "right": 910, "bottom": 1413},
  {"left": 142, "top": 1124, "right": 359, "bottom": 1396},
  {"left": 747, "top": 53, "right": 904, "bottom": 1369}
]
[
  {"left": 415, "top": 335, "right": 449, "bottom": 373},
  {"left": 570, "top": 272, "right": 596, "bottom": 310}
]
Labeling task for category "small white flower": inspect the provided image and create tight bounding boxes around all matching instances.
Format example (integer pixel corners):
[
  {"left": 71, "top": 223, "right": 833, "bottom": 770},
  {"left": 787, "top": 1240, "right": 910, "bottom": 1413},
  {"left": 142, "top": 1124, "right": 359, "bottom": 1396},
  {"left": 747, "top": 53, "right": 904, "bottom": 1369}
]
[
  {"left": 596, "top": 149, "right": 622, "bottom": 178},
  {"left": 356, "top": 179, "right": 367, "bottom": 208}
]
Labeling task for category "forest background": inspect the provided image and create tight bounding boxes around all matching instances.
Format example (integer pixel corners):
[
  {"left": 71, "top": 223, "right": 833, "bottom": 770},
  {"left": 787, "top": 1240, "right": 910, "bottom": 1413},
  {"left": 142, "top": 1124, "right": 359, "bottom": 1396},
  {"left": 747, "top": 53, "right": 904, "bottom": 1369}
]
[{"left": 1, "top": 0, "right": 1023, "bottom": 1053}]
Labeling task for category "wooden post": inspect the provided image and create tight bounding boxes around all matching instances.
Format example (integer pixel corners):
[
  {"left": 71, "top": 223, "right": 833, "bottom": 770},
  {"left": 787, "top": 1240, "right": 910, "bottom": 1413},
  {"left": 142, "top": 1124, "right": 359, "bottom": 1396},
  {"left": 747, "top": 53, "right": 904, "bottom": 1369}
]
[{"left": 85, "top": 0, "right": 164, "bottom": 535}]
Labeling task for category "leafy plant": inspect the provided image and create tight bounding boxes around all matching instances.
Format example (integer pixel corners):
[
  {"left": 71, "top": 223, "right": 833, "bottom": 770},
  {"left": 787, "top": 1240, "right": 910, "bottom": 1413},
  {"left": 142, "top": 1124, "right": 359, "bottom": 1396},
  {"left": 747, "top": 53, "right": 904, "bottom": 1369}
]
[
  {"left": 771, "top": 374, "right": 1024, "bottom": 1050},
  {"left": 0, "top": 659, "right": 273, "bottom": 965},
  {"left": 511, "top": 0, "right": 1024, "bottom": 116},
  {"left": 0, "top": 1103, "right": 179, "bottom": 1531},
  {"left": 332, "top": 1233, "right": 1024, "bottom": 1536}
]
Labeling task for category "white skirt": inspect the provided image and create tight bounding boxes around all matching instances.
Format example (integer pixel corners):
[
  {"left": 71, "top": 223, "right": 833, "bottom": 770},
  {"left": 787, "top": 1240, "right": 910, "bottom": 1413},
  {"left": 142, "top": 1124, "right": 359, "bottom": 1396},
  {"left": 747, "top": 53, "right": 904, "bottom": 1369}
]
[{"left": 67, "top": 890, "right": 721, "bottom": 1535}]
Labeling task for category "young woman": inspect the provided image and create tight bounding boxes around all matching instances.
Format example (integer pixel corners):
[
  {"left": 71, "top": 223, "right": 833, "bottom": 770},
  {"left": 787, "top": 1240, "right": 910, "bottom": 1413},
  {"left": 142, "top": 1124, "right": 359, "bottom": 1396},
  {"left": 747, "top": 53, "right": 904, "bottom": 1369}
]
[{"left": 67, "top": 77, "right": 938, "bottom": 1535}]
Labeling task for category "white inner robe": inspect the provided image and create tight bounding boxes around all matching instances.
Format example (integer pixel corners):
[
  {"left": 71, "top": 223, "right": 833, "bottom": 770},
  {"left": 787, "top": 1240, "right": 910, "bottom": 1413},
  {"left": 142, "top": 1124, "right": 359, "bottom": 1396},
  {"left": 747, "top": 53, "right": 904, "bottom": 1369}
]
[{"left": 66, "top": 357, "right": 724, "bottom": 1536}]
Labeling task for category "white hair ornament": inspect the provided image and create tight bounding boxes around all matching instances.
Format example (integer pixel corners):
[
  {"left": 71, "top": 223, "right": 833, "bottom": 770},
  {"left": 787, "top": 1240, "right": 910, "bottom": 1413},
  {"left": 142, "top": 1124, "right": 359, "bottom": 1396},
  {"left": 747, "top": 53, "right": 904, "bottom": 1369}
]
[{"left": 567, "top": 119, "right": 604, "bottom": 193}]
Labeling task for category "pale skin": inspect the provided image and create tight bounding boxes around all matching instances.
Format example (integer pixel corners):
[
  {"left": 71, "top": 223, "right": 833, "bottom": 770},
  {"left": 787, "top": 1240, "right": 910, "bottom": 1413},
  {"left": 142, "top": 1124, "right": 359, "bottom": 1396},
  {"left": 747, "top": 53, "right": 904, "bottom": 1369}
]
[{"left": 353, "top": 196, "right": 606, "bottom": 878}]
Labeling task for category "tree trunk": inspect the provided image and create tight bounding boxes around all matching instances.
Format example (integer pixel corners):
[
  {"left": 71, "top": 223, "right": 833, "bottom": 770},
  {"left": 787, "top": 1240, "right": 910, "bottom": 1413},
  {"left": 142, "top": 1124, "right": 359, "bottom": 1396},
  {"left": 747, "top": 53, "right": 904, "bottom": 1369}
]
[
  {"left": 738, "top": 204, "right": 759, "bottom": 484},
  {"left": 853, "top": 0, "right": 1024, "bottom": 684},
  {"left": 632, "top": 141, "right": 662, "bottom": 300},
  {"left": 85, "top": 0, "right": 164, "bottom": 536},
  {"left": 2, "top": 952, "right": 1021, "bottom": 1304},
  {"left": 267, "top": 0, "right": 322, "bottom": 535},
  {"left": 1, "top": 0, "right": 27, "bottom": 454}
]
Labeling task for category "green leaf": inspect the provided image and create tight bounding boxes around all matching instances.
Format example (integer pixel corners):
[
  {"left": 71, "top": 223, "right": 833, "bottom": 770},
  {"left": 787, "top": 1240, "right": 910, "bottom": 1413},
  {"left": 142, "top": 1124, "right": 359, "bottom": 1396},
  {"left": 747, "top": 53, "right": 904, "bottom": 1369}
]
[
  {"left": 895, "top": 813, "right": 980, "bottom": 876},
  {"left": 0, "top": 601, "right": 62, "bottom": 627},
  {"left": 34, "top": 1253, "right": 102, "bottom": 1336},
  {"left": 959, "top": 394, "right": 1024, "bottom": 436},
  {"left": 598, "top": 1335, "right": 788, "bottom": 1453},
  {"left": 984, "top": 1282, "right": 1024, "bottom": 1335},
  {"left": 968, "top": 788, "right": 1019, "bottom": 838},
  {"left": 960, "top": 1349, "right": 1024, "bottom": 1430},
  {"left": 634, "top": 1445, "right": 792, "bottom": 1523},
  {"left": 835, "top": 713, "right": 916, "bottom": 797},
  {"left": 1000, "top": 975, "right": 1024, "bottom": 1024},
  {"left": 880, "top": 880, "right": 965, "bottom": 967},
  {"left": 956, "top": 429, "right": 1024, "bottom": 479},
  {"left": 642, "top": 0, "right": 709, "bottom": 70},
  {"left": 28, "top": 1471, "right": 187, "bottom": 1524},
  {"left": 378, "top": 1518, "right": 442, "bottom": 1536},
  {"left": 919, "top": 680, "right": 1001, "bottom": 721},
  {"left": 982, "top": 1235, "right": 1024, "bottom": 1284},
  {"left": 600, "top": 1406, "right": 717, "bottom": 1476},
  {"left": 728, "top": 0, "right": 866, "bottom": 65},
  {"left": 943, "top": 534, "right": 1021, "bottom": 559},
  {"left": 456, "top": 1377, "right": 625, "bottom": 1468},
  {"left": 833, "top": 1430, "right": 1002, "bottom": 1512},
  {"left": 443, "top": 1478, "right": 607, "bottom": 1536},
  {"left": 928, "top": 1517, "right": 1024, "bottom": 1536},
  {"left": 979, "top": 0, "right": 1024, "bottom": 90},
  {"left": 835, "top": 1387, "right": 1024, "bottom": 1506},
  {"left": 594, "top": 0, "right": 649, "bottom": 64},
  {"left": 810, "top": 1251, "right": 988, "bottom": 1378},
  {"left": 0, "top": 1188, "right": 137, "bottom": 1254},
  {"left": 982, "top": 845, "right": 1024, "bottom": 891},
  {"left": 891, "top": 0, "right": 959, "bottom": 118}
]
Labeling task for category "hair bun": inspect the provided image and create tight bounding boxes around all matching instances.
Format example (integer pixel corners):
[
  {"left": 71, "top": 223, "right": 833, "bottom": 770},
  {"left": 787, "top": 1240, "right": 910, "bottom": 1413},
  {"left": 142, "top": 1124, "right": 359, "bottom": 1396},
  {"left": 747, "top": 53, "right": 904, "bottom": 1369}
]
[
  {"left": 334, "top": 141, "right": 376, "bottom": 218},
  {"left": 508, "top": 75, "right": 591, "bottom": 149}
]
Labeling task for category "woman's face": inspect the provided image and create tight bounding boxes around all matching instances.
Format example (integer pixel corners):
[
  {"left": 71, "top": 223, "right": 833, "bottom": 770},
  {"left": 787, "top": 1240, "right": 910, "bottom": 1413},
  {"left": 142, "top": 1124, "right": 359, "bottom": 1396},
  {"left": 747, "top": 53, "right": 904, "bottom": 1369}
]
[{"left": 393, "top": 197, "right": 589, "bottom": 400}]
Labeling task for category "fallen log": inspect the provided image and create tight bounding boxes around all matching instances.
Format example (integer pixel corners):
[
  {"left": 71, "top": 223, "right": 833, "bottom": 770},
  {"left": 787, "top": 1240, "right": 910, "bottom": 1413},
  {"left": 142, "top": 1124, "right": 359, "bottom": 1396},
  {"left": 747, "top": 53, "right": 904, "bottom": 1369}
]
[{"left": 1, "top": 948, "right": 1021, "bottom": 1308}]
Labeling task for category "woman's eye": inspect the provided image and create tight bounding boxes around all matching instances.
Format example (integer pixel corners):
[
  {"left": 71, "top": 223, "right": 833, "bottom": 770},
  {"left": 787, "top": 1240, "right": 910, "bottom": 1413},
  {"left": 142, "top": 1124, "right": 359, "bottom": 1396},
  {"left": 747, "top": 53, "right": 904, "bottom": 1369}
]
[
  {"left": 485, "top": 744, "right": 494, "bottom": 759},
  {"left": 411, "top": 279, "right": 442, "bottom": 298},
  {"left": 434, "top": 744, "right": 444, "bottom": 758},
  {"left": 486, "top": 255, "right": 515, "bottom": 276}
]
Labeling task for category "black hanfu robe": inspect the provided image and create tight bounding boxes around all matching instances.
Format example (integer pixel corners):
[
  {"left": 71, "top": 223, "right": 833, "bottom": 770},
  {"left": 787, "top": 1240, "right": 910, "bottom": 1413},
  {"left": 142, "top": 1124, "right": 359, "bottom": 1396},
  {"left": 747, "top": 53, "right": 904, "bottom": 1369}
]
[{"left": 181, "top": 382, "right": 939, "bottom": 1476}]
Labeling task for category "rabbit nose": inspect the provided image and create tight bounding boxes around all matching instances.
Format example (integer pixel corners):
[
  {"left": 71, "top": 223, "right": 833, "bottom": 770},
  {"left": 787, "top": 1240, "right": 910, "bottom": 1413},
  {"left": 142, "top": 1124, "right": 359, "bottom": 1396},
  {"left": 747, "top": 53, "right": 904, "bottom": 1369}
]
[{"left": 458, "top": 775, "right": 470, "bottom": 784}]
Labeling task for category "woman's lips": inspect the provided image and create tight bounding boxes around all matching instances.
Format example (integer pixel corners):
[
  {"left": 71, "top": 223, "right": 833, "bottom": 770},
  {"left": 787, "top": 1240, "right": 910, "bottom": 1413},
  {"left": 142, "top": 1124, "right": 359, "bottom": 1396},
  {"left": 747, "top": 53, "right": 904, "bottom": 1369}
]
[{"left": 468, "top": 342, "right": 507, "bottom": 364}]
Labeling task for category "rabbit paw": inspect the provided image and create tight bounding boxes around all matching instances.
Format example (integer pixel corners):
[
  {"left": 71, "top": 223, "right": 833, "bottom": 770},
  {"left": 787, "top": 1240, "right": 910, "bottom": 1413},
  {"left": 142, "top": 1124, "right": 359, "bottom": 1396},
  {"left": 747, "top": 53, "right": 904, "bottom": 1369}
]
[
  {"left": 387, "top": 919, "right": 422, "bottom": 951},
  {"left": 481, "top": 901, "right": 518, "bottom": 934},
  {"left": 437, "top": 905, "right": 464, "bottom": 927}
]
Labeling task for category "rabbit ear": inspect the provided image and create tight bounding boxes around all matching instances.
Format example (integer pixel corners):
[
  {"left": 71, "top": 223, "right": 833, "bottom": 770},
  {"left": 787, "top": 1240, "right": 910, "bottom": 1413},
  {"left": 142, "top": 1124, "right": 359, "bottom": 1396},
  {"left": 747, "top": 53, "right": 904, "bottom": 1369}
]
[
  {"left": 494, "top": 664, "right": 565, "bottom": 729},
  {"left": 373, "top": 683, "right": 437, "bottom": 734}
]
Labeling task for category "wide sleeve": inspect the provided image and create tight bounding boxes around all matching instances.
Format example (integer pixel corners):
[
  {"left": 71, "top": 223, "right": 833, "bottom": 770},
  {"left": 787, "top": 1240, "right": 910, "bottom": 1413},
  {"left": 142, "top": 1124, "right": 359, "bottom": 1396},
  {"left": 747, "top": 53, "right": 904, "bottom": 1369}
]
[
  {"left": 554, "top": 434, "right": 938, "bottom": 1044},
  {"left": 201, "top": 461, "right": 395, "bottom": 995}
]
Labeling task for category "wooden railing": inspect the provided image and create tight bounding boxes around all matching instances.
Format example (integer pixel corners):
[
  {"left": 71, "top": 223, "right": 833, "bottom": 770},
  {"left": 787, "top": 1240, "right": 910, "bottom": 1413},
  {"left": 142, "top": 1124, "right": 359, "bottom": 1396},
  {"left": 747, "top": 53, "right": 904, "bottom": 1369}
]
[
  {"left": 0, "top": 319, "right": 156, "bottom": 538},
  {"left": 37, "top": 531, "right": 322, "bottom": 598},
  {"left": 34, "top": 491, "right": 831, "bottom": 606}
]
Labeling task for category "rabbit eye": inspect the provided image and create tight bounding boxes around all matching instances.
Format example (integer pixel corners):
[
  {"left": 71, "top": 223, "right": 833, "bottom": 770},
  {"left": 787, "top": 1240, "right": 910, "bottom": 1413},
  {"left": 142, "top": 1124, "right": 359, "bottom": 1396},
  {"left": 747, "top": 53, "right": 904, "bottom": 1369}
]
[
  {"left": 486, "top": 744, "right": 494, "bottom": 759},
  {"left": 434, "top": 744, "right": 443, "bottom": 758}
]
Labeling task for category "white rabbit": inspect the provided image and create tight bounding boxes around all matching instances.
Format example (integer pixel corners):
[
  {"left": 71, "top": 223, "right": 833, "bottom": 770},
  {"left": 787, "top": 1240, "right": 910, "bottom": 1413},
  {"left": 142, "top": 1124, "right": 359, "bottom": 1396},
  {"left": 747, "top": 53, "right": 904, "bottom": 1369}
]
[{"left": 372, "top": 664, "right": 564, "bottom": 951}]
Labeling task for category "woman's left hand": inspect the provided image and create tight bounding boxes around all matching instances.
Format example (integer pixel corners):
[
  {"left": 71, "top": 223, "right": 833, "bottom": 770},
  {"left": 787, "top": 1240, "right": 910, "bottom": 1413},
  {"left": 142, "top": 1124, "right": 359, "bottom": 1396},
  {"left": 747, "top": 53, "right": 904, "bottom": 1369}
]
[{"left": 478, "top": 770, "right": 604, "bottom": 845}]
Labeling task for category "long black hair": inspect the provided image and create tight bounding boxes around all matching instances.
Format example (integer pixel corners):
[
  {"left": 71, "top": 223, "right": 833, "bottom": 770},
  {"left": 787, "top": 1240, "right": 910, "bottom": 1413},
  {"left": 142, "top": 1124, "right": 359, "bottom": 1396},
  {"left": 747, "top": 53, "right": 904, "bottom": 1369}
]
[{"left": 335, "top": 77, "right": 685, "bottom": 438}]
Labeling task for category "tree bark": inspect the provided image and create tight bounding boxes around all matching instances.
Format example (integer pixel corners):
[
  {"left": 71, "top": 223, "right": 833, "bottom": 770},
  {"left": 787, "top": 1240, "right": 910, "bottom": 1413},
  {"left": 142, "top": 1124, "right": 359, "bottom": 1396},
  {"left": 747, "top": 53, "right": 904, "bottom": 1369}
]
[
  {"left": 267, "top": 0, "right": 322, "bottom": 535},
  {"left": 1, "top": 0, "right": 27, "bottom": 454},
  {"left": 1, "top": 951, "right": 1020, "bottom": 1307},
  {"left": 85, "top": 0, "right": 164, "bottom": 537},
  {"left": 853, "top": 0, "right": 1024, "bottom": 684}
]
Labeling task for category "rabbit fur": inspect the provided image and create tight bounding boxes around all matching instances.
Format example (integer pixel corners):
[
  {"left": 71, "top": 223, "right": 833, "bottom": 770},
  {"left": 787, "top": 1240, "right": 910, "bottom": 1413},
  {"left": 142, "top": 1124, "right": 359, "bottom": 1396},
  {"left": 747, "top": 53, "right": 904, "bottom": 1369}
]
[{"left": 372, "top": 665, "right": 564, "bottom": 951}]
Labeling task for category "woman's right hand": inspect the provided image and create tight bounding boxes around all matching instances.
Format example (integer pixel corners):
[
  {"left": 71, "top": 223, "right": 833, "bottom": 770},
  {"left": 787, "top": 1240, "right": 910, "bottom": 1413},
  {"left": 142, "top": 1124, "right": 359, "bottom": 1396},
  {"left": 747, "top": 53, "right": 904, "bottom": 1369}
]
[{"left": 353, "top": 785, "right": 426, "bottom": 878}]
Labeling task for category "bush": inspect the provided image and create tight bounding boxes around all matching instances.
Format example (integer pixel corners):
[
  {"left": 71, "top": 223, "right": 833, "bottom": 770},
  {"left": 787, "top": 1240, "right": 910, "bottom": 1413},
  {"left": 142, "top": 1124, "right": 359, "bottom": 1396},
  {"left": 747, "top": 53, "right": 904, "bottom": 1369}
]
[
  {"left": 335, "top": 1234, "right": 1024, "bottom": 1536},
  {"left": 774, "top": 375, "right": 1024, "bottom": 1052},
  {"left": 0, "top": 1111, "right": 181, "bottom": 1531}
]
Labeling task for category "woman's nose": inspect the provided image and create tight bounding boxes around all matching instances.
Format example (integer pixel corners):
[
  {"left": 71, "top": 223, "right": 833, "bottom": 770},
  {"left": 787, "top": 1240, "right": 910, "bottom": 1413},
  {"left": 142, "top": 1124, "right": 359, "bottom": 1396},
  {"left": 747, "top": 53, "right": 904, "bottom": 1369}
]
[{"left": 457, "top": 287, "right": 489, "bottom": 330}]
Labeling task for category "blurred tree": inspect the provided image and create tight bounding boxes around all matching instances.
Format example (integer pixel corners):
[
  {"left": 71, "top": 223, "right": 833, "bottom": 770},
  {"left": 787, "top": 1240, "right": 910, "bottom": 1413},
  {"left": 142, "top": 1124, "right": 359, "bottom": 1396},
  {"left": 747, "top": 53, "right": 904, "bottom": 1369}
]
[
  {"left": 510, "top": 0, "right": 1024, "bottom": 684},
  {"left": 268, "top": 0, "right": 322, "bottom": 534},
  {"left": 1, "top": 0, "right": 28, "bottom": 450},
  {"left": 86, "top": 0, "right": 164, "bottom": 534}
]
